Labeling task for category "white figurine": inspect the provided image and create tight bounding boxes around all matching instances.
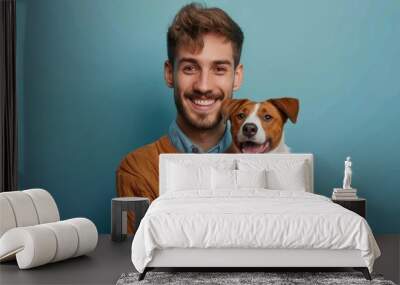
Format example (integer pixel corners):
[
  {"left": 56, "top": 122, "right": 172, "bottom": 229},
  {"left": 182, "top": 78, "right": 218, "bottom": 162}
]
[{"left": 342, "top": 156, "right": 352, "bottom": 189}]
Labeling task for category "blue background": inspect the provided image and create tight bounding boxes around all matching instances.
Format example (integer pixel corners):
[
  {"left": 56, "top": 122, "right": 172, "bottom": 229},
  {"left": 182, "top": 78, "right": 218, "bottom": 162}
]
[{"left": 16, "top": 0, "right": 400, "bottom": 234}]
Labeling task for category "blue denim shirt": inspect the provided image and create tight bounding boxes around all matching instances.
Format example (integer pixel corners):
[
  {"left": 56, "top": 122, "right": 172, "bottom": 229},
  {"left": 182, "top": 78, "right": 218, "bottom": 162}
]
[{"left": 168, "top": 120, "right": 232, "bottom": 153}]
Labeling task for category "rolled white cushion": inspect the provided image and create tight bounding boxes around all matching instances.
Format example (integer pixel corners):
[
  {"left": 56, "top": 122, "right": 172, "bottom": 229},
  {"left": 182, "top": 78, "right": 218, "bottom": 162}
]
[
  {"left": 42, "top": 221, "right": 79, "bottom": 262},
  {"left": 23, "top": 189, "right": 59, "bottom": 224},
  {"left": 64, "top": 218, "right": 98, "bottom": 257},
  {"left": 0, "top": 191, "right": 39, "bottom": 227},
  {"left": 0, "top": 226, "right": 57, "bottom": 269},
  {"left": 0, "top": 218, "right": 98, "bottom": 269},
  {"left": 0, "top": 189, "right": 60, "bottom": 237},
  {"left": 0, "top": 196, "right": 17, "bottom": 237}
]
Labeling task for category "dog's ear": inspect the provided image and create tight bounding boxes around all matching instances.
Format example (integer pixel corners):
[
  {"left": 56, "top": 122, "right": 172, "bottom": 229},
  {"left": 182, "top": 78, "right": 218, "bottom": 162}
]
[
  {"left": 267, "top": 97, "right": 299, "bottom": 123},
  {"left": 221, "top": 99, "right": 250, "bottom": 122}
]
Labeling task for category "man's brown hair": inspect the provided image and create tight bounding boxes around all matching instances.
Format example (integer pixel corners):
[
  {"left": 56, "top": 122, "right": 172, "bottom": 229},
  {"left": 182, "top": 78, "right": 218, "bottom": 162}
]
[{"left": 167, "top": 3, "right": 244, "bottom": 67}]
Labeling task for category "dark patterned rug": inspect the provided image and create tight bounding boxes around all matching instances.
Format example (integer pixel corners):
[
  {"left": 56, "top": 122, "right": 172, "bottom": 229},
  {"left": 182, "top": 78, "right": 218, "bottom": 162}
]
[{"left": 116, "top": 271, "right": 396, "bottom": 285}]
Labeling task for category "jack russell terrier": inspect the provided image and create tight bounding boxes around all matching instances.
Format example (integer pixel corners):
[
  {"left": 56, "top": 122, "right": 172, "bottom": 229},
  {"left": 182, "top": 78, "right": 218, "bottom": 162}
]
[{"left": 222, "top": 97, "right": 299, "bottom": 153}]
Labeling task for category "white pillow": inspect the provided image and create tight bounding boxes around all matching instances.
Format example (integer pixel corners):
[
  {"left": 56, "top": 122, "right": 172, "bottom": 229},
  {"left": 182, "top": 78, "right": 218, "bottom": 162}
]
[
  {"left": 167, "top": 162, "right": 212, "bottom": 191},
  {"left": 265, "top": 163, "right": 307, "bottom": 191},
  {"left": 212, "top": 168, "right": 237, "bottom": 190},
  {"left": 211, "top": 168, "right": 268, "bottom": 190},
  {"left": 236, "top": 169, "right": 268, "bottom": 189},
  {"left": 237, "top": 159, "right": 309, "bottom": 191}
]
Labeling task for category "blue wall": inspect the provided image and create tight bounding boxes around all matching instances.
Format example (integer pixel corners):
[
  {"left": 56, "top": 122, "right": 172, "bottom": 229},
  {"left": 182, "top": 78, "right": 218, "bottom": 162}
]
[{"left": 17, "top": 0, "right": 400, "bottom": 234}]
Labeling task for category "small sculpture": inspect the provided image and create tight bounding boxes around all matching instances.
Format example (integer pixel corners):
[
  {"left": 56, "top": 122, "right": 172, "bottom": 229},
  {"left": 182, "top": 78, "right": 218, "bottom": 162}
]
[{"left": 342, "top": 156, "right": 352, "bottom": 189}]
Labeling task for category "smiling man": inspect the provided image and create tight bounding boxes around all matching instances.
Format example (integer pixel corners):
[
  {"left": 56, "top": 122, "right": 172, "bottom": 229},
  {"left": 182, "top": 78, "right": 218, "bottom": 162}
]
[{"left": 116, "top": 3, "right": 244, "bottom": 232}]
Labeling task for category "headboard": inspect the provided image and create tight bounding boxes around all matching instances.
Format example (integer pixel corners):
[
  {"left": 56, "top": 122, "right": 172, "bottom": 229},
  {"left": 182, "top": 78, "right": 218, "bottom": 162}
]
[{"left": 159, "top": 153, "right": 314, "bottom": 195}]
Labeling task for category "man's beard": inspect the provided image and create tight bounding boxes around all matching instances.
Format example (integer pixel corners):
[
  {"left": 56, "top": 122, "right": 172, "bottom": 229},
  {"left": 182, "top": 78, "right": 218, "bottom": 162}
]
[{"left": 174, "top": 91, "right": 225, "bottom": 130}]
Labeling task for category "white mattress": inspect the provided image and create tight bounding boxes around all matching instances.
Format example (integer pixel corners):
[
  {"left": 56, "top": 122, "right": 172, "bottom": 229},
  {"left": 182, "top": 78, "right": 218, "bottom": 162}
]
[{"left": 131, "top": 190, "right": 380, "bottom": 273}]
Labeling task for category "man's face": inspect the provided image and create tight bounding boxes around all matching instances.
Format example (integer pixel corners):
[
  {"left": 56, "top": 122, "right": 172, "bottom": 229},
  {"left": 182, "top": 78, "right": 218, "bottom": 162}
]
[{"left": 165, "top": 33, "right": 243, "bottom": 130}]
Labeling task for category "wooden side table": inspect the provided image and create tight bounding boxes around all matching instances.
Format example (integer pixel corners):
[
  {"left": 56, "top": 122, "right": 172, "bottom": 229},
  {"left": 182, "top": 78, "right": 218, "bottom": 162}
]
[
  {"left": 332, "top": 198, "right": 366, "bottom": 218},
  {"left": 111, "top": 197, "right": 150, "bottom": 242}
]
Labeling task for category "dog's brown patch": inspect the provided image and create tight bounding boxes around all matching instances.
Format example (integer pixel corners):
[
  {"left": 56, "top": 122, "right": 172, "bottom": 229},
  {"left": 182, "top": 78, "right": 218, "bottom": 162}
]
[{"left": 257, "top": 101, "right": 286, "bottom": 151}]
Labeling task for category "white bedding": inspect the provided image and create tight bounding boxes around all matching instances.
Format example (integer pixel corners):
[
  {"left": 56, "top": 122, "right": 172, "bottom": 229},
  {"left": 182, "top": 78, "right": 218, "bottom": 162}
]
[{"left": 131, "top": 190, "right": 380, "bottom": 273}]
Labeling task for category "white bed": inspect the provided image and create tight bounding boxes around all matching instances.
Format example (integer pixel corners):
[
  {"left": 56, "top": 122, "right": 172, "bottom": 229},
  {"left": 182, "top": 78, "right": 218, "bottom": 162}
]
[{"left": 131, "top": 154, "right": 380, "bottom": 280}]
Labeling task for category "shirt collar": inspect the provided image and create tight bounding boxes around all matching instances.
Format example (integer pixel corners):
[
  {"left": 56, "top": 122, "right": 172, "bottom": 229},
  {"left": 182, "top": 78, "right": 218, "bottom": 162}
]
[{"left": 168, "top": 120, "right": 232, "bottom": 153}]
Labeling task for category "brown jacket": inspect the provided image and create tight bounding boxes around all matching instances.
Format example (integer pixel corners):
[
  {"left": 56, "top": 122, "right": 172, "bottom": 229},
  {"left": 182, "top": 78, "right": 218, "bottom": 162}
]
[{"left": 116, "top": 135, "right": 179, "bottom": 233}]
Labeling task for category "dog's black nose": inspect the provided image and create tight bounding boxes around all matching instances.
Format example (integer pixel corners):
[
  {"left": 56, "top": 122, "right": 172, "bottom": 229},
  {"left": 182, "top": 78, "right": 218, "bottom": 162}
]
[{"left": 242, "top": 123, "right": 258, "bottom": 138}]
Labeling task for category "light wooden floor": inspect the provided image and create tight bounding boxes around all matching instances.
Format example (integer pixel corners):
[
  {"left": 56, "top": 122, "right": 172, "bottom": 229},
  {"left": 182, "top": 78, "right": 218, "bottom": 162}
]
[{"left": 0, "top": 235, "right": 399, "bottom": 284}]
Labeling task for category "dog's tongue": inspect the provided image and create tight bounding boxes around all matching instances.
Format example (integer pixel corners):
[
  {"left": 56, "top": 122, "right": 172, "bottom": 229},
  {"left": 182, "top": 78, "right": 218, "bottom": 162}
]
[{"left": 241, "top": 142, "right": 269, "bottom": 153}]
